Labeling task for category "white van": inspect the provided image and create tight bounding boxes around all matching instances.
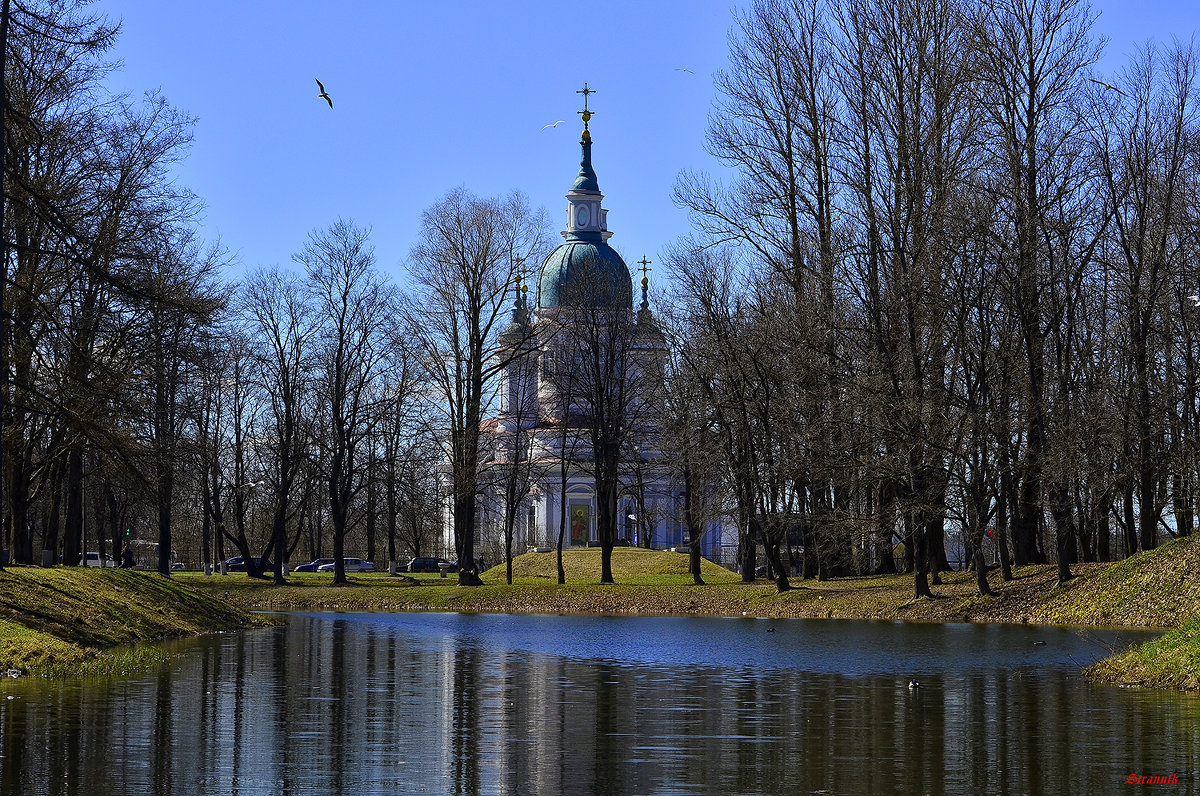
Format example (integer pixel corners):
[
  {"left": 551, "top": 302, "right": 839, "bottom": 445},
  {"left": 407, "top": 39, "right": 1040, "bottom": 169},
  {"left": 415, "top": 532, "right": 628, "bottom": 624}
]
[{"left": 85, "top": 551, "right": 114, "bottom": 568}]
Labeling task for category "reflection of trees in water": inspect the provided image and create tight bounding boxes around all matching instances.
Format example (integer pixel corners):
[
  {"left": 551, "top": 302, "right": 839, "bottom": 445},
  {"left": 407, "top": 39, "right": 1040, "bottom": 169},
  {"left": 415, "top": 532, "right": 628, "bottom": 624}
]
[
  {"left": 151, "top": 670, "right": 175, "bottom": 791},
  {"left": 451, "top": 645, "right": 481, "bottom": 794},
  {"left": 3, "top": 621, "right": 1199, "bottom": 793},
  {"left": 591, "top": 661, "right": 622, "bottom": 793}
]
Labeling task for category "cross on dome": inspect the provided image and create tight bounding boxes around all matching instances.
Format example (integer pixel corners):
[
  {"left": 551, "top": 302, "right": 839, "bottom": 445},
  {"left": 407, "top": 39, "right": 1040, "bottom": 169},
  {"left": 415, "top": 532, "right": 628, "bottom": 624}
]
[
  {"left": 638, "top": 256, "right": 652, "bottom": 311},
  {"left": 576, "top": 83, "right": 595, "bottom": 138},
  {"left": 637, "top": 256, "right": 652, "bottom": 281}
]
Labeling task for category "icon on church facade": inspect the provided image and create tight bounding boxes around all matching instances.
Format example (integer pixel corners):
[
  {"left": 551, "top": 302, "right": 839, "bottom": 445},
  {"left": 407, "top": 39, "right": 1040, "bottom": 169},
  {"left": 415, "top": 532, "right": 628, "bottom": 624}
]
[{"left": 570, "top": 503, "right": 591, "bottom": 546}]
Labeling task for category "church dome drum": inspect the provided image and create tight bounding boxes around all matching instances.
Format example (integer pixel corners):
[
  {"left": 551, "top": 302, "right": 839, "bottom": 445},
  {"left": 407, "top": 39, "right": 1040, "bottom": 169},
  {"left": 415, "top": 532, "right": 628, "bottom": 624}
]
[{"left": 537, "top": 240, "right": 632, "bottom": 309}]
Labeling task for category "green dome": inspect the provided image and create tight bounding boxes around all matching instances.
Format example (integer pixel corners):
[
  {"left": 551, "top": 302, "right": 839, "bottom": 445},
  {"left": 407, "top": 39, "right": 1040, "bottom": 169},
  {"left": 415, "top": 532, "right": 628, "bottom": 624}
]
[{"left": 536, "top": 239, "right": 632, "bottom": 309}]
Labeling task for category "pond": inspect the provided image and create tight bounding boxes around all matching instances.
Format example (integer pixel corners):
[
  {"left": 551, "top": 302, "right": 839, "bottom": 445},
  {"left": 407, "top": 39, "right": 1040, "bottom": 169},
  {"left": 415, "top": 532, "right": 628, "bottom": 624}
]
[{"left": 0, "top": 613, "right": 1196, "bottom": 794}]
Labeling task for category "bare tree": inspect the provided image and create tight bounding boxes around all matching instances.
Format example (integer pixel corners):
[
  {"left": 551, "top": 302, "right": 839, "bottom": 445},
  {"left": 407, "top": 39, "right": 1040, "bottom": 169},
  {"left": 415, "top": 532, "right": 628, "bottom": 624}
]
[
  {"left": 677, "top": 0, "right": 851, "bottom": 580},
  {"left": 1093, "top": 42, "right": 1199, "bottom": 554},
  {"left": 660, "top": 304, "right": 729, "bottom": 585},
  {"left": 546, "top": 353, "right": 585, "bottom": 585},
  {"left": 405, "top": 189, "right": 547, "bottom": 586},
  {"left": 242, "top": 265, "right": 315, "bottom": 583},
  {"left": 975, "top": 0, "right": 1101, "bottom": 578},
  {"left": 374, "top": 337, "right": 423, "bottom": 573},
  {"left": 489, "top": 293, "right": 547, "bottom": 584},
  {"left": 0, "top": 1, "right": 251, "bottom": 577},
  {"left": 539, "top": 255, "right": 659, "bottom": 585},
  {"left": 299, "top": 219, "right": 395, "bottom": 586},
  {"left": 668, "top": 245, "right": 794, "bottom": 589},
  {"left": 139, "top": 233, "right": 227, "bottom": 576}
]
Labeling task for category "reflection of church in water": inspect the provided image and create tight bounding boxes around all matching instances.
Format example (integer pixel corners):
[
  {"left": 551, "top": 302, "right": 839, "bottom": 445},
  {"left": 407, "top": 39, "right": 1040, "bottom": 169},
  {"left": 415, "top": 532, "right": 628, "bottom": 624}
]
[{"left": 444, "top": 98, "right": 726, "bottom": 560}]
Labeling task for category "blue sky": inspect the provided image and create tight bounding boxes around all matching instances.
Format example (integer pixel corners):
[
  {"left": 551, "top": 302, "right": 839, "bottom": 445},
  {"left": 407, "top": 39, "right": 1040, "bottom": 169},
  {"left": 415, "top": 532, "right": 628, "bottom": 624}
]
[{"left": 99, "top": 0, "right": 1200, "bottom": 287}]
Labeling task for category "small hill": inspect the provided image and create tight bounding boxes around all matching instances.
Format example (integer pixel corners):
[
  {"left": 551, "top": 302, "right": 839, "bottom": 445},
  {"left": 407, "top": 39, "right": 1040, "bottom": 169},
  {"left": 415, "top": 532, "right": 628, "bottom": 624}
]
[
  {"left": 1035, "top": 533, "right": 1200, "bottom": 628},
  {"left": 1024, "top": 532, "right": 1200, "bottom": 691},
  {"left": 482, "top": 547, "right": 740, "bottom": 584},
  {"left": 0, "top": 567, "right": 263, "bottom": 675}
]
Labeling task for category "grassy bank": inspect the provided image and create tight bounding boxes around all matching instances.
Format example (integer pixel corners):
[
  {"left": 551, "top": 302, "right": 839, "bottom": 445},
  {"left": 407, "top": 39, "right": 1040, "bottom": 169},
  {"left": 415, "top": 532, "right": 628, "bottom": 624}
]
[
  {"left": 5, "top": 538, "right": 1200, "bottom": 690},
  {"left": 183, "top": 546, "right": 1107, "bottom": 626},
  {"left": 0, "top": 567, "right": 266, "bottom": 676},
  {"left": 1082, "top": 617, "right": 1200, "bottom": 691},
  {"left": 1030, "top": 535, "right": 1200, "bottom": 691}
]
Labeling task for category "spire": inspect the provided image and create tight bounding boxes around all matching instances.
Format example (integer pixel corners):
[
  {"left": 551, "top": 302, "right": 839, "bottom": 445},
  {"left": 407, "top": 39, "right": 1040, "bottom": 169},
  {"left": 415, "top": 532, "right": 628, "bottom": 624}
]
[
  {"left": 536, "top": 85, "right": 631, "bottom": 311},
  {"left": 638, "top": 256, "right": 652, "bottom": 312},
  {"left": 572, "top": 83, "right": 599, "bottom": 193},
  {"left": 572, "top": 138, "right": 599, "bottom": 193},
  {"left": 507, "top": 265, "right": 531, "bottom": 329}
]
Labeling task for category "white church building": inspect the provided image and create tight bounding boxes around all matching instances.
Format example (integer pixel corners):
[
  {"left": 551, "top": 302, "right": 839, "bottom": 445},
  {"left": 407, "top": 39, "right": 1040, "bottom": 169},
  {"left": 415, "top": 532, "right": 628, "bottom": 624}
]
[{"left": 441, "top": 103, "right": 731, "bottom": 565}]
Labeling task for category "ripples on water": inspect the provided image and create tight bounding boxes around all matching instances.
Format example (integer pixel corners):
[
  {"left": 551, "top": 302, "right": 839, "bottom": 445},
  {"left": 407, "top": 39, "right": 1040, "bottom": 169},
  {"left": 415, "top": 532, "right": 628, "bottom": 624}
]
[{"left": 1, "top": 613, "right": 1197, "bottom": 795}]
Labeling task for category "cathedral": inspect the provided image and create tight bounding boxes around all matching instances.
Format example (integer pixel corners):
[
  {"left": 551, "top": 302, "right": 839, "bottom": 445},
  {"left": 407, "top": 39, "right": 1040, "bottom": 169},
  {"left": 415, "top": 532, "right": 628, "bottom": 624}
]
[{"left": 441, "top": 98, "right": 728, "bottom": 563}]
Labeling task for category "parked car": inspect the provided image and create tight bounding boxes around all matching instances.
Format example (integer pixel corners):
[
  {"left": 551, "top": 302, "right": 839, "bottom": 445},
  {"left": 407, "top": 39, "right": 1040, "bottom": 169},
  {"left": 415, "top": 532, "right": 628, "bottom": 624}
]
[
  {"left": 316, "top": 558, "right": 375, "bottom": 573},
  {"left": 404, "top": 557, "right": 456, "bottom": 573},
  {"left": 85, "top": 551, "right": 115, "bottom": 568},
  {"left": 293, "top": 558, "right": 335, "bottom": 573},
  {"left": 223, "top": 556, "right": 273, "bottom": 572}
]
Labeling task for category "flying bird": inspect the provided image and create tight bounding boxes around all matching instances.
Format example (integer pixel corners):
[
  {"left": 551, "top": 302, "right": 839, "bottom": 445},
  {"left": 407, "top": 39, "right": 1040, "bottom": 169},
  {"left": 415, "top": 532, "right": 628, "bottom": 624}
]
[
  {"left": 542, "top": 120, "right": 567, "bottom": 130},
  {"left": 675, "top": 67, "right": 694, "bottom": 74},
  {"left": 1189, "top": 294, "right": 1200, "bottom": 307},
  {"left": 1088, "top": 78, "right": 1126, "bottom": 97},
  {"left": 315, "top": 78, "right": 333, "bottom": 108}
]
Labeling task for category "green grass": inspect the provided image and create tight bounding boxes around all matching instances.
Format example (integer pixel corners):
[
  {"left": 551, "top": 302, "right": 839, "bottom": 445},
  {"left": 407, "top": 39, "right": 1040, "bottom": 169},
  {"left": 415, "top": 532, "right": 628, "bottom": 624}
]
[
  {"left": 1033, "top": 534, "right": 1200, "bottom": 628},
  {"left": 180, "top": 549, "right": 747, "bottom": 615},
  {"left": 485, "top": 546, "right": 741, "bottom": 584},
  {"left": 1085, "top": 615, "right": 1200, "bottom": 691},
  {"left": 184, "top": 548, "right": 1068, "bottom": 622}
]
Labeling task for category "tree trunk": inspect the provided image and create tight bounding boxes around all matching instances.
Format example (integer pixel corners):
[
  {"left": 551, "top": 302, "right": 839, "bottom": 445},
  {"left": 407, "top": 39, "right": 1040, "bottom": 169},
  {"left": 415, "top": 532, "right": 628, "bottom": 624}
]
[
  {"left": 597, "top": 464, "right": 617, "bottom": 585},
  {"left": 760, "top": 522, "right": 791, "bottom": 594},
  {"left": 62, "top": 444, "right": 83, "bottom": 566},
  {"left": 911, "top": 511, "right": 932, "bottom": 599},
  {"left": 1122, "top": 486, "right": 1137, "bottom": 558},
  {"left": 1051, "top": 485, "right": 1073, "bottom": 586},
  {"left": 454, "top": 493, "right": 483, "bottom": 587}
]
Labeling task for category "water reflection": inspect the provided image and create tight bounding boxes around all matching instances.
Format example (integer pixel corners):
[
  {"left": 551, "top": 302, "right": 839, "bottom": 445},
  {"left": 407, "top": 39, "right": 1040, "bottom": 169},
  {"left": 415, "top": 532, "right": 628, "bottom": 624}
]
[{"left": 0, "top": 614, "right": 1197, "bottom": 794}]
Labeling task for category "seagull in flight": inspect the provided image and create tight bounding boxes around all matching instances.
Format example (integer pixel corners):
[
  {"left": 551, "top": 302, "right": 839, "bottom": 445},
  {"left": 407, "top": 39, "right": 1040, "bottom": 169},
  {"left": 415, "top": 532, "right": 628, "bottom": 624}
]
[
  {"left": 315, "top": 78, "right": 333, "bottom": 109},
  {"left": 542, "top": 120, "right": 567, "bottom": 130},
  {"left": 1088, "top": 78, "right": 1126, "bottom": 97},
  {"left": 675, "top": 67, "right": 694, "bottom": 74}
]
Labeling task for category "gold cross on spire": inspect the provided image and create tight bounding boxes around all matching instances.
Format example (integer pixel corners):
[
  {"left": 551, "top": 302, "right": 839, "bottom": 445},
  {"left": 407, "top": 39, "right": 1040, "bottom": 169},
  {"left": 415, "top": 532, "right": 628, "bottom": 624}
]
[
  {"left": 638, "top": 256, "right": 652, "bottom": 282},
  {"left": 577, "top": 82, "right": 595, "bottom": 134},
  {"left": 516, "top": 258, "right": 531, "bottom": 303},
  {"left": 637, "top": 256, "right": 652, "bottom": 312}
]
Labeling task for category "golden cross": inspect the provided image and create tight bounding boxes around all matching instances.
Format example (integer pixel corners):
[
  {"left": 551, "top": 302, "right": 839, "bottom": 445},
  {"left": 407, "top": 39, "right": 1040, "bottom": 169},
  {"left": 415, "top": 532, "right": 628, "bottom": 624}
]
[
  {"left": 638, "top": 256, "right": 652, "bottom": 281},
  {"left": 577, "top": 82, "right": 595, "bottom": 128},
  {"left": 514, "top": 258, "right": 529, "bottom": 298}
]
